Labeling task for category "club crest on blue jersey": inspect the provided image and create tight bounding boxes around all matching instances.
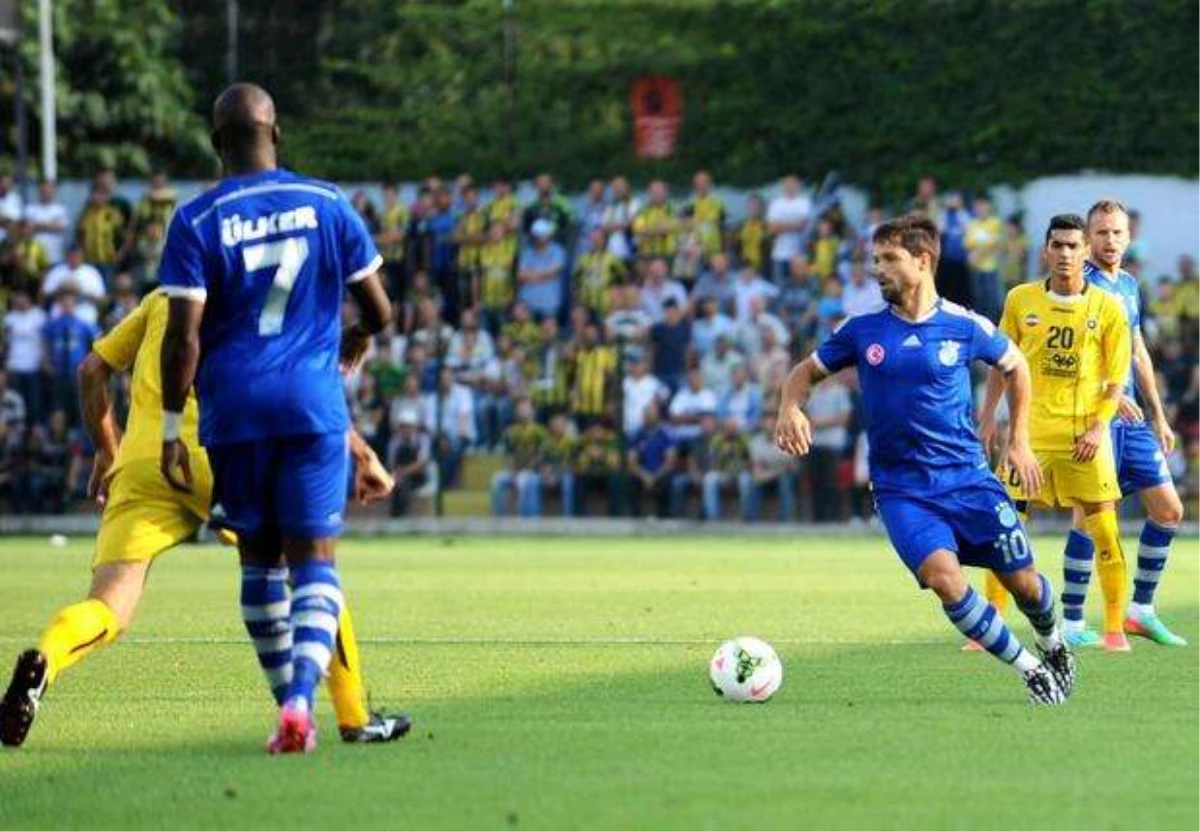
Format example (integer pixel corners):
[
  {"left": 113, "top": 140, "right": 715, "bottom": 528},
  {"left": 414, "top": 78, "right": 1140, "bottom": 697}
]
[
  {"left": 938, "top": 340, "right": 961, "bottom": 366},
  {"left": 996, "top": 502, "right": 1018, "bottom": 529},
  {"left": 866, "top": 343, "right": 885, "bottom": 365}
]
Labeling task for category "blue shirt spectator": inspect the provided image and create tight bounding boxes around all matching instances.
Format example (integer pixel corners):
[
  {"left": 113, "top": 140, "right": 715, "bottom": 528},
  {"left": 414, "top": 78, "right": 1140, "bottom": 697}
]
[
  {"left": 42, "top": 297, "right": 98, "bottom": 379},
  {"left": 518, "top": 220, "right": 566, "bottom": 319},
  {"left": 631, "top": 422, "right": 675, "bottom": 475}
]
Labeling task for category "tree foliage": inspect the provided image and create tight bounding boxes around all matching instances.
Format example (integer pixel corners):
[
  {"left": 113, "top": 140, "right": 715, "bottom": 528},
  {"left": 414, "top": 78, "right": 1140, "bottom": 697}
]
[
  {"left": 4, "top": 0, "right": 1197, "bottom": 200},
  {"left": 0, "top": 0, "right": 212, "bottom": 178}
]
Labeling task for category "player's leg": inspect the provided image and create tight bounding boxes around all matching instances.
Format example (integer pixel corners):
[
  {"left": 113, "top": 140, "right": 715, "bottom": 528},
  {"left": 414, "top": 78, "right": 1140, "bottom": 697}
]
[
  {"left": 917, "top": 552, "right": 1062, "bottom": 704},
  {"left": 1060, "top": 505, "right": 1100, "bottom": 647},
  {"left": 238, "top": 530, "right": 294, "bottom": 705},
  {"left": 327, "top": 603, "right": 412, "bottom": 743},
  {"left": 1078, "top": 500, "right": 1129, "bottom": 651},
  {"left": 268, "top": 432, "right": 354, "bottom": 753},
  {"left": 993, "top": 565, "right": 1075, "bottom": 697},
  {"left": 2, "top": 470, "right": 202, "bottom": 747},
  {"left": 875, "top": 493, "right": 1063, "bottom": 704},
  {"left": 1126, "top": 481, "right": 1186, "bottom": 645}
]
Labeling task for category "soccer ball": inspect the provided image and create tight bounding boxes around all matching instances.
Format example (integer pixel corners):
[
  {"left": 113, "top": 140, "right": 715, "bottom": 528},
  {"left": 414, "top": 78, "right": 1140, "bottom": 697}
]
[{"left": 709, "top": 636, "right": 783, "bottom": 703}]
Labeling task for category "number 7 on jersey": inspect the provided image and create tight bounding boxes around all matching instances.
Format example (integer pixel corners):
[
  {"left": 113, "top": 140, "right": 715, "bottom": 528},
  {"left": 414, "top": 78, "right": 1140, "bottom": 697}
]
[{"left": 244, "top": 237, "right": 310, "bottom": 336}]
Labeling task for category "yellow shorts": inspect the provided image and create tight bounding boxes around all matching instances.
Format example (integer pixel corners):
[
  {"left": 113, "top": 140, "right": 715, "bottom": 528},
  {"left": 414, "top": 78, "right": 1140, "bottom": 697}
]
[
  {"left": 998, "top": 439, "right": 1120, "bottom": 509},
  {"left": 92, "top": 457, "right": 225, "bottom": 568}
]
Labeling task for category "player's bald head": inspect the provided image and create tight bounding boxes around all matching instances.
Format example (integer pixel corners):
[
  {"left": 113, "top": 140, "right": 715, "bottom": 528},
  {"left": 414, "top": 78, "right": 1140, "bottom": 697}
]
[
  {"left": 212, "top": 83, "right": 276, "bottom": 132},
  {"left": 210, "top": 83, "right": 279, "bottom": 168}
]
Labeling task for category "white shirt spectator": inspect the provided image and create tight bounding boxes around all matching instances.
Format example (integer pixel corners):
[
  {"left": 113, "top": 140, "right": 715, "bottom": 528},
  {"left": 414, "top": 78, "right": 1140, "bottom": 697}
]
[
  {"left": 749, "top": 430, "right": 793, "bottom": 478},
  {"left": 668, "top": 385, "right": 718, "bottom": 441},
  {"left": 807, "top": 381, "right": 852, "bottom": 450},
  {"left": 3, "top": 307, "right": 47, "bottom": 373},
  {"left": 605, "top": 307, "right": 652, "bottom": 342},
  {"left": 733, "top": 276, "right": 779, "bottom": 323},
  {"left": 42, "top": 262, "right": 108, "bottom": 326},
  {"left": 0, "top": 188, "right": 22, "bottom": 244},
  {"left": 700, "top": 348, "right": 742, "bottom": 396},
  {"left": 736, "top": 311, "right": 790, "bottom": 356},
  {"left": 691, "top": 312, "right": 736, "bottom": 357},
  {"left": 602, "top": 197, "right": 640, "bottom": 260},
  {"left": 623, "top": 373, "right": 669, "bottom": 434},
  {"left": 448, "top": 328, "right": 495, "bottom": 363},
  {"left": 25, "top": 200, "right": 70, "bottom": 264},
  {"left": 842, "top": 278, "right": 885, "bottom": 318},
  {"left": 640, "top": 279, "right": 689, "bottom": 324},
  {"left": 422, "top": 384, "right": 477, "bottom": 444},
  {"left": 766, "top": 193, "right": 812, "bottom": 263}
]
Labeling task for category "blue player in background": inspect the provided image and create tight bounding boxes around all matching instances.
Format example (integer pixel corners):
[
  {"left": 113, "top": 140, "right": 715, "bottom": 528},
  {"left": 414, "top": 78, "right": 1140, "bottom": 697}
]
[
  {"left": 158, "top": 83, "right": 393, "bottom": 753},
  {"left": 775, "top": 213, "right": 1076, "bottom": 705},
  {"left": 1062, "top": 199, "right": 1186, "bottom": 648}
]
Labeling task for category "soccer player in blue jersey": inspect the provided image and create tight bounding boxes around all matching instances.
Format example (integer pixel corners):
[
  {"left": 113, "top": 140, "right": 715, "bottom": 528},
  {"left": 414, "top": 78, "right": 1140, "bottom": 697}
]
[
  {"left": 1067, "top": 200, "right": 1186, "bottom": 647},
  {"left": 158, "top": 84, "right": 394, "bottom": 753},
  {"left": 775, "top": 213, "right": 1076, "bottom": 705}
]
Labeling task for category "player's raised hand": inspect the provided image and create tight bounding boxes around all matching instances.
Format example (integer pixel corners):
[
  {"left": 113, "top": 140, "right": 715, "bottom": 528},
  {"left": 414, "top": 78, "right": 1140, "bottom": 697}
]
[
  {"left": 88, "top": 448, "right": 116, "bottom": 508},
  {"left": 774, "top": 405, "right": 812, "bottom": 457},
  {"left": 1117, "top": 395, "right": 1144, "bottom": 423},
  {"left": 355, "top": 445, "right": 396, "bottom": 505},
  {"left": 160, "top": 439, "right": 194, "bottom": 493},
  {"left": 1072, "top": 422, "right": 1104, "bottom": 463},
  {"left": 1006, "top": 440, "right": 1043, "bottom": 498}
]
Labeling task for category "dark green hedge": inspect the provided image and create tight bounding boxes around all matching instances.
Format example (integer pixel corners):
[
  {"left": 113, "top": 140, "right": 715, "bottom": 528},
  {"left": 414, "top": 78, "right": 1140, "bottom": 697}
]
[{"left": 9, "top": 0, "right": 1195, "bottom": 199}]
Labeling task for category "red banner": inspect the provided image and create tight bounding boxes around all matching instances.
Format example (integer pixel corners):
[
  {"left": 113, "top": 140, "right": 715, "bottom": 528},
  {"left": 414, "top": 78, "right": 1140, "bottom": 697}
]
[{"left": 631, "top": 76, "right": 683, "bottom": 159}]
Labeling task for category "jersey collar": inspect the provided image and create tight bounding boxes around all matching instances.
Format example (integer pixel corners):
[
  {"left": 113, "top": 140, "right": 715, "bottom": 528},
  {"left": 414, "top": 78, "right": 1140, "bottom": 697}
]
[
  {"left": 887, "top": 297, "right": 942, "bottom": 324},
  {"left": 1043, "top": 278, "right": 1089, "bottom": 301}
]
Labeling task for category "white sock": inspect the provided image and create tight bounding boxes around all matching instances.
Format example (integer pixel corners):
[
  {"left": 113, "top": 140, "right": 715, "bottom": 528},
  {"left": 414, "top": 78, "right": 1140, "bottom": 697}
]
[
  {"left": 1035, "top": 627, "right": 1062, "bottom": 651},
  {"left": 1127, "top": 601, "right": 1155, "bottom": 619},
  {"left": 1012, "top": 649, "right": 1040, "bottom": 673},
  {"left": 1062, "top": 618, "right": 1085, "bottom": 634}
]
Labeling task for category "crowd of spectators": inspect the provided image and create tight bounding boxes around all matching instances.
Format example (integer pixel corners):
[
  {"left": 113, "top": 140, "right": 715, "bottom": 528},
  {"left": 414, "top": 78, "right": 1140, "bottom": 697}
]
[{"left": 1, "top": 167, "right": 1197, "bottom": 521}]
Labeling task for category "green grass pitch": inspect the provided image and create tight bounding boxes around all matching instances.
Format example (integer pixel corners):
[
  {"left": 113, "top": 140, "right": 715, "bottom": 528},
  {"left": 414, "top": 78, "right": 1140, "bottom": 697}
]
[{"left": 0, "top": 535, "right": 1196, "bottom": 830}]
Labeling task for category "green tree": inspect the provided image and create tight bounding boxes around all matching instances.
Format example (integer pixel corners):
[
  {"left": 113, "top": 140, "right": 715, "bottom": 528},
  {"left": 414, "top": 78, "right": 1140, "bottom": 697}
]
[{"left": 0, "top": 0, "right": 211, "bottom": 178}]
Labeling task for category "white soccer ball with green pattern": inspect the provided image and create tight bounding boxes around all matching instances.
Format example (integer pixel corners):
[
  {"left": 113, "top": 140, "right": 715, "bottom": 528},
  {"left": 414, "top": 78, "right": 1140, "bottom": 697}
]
[{"left": 709, "top": 637, "right": 783, "bottom": 703}]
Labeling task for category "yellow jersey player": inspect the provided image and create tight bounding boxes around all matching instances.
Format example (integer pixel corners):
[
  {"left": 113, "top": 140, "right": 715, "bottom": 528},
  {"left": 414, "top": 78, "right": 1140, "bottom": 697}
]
[
  {"left": 977, "top": 214, "right": 1133, "bottom": 650},
  {"left": 0, "top": 289, "right": 410, "bottom": 748}
]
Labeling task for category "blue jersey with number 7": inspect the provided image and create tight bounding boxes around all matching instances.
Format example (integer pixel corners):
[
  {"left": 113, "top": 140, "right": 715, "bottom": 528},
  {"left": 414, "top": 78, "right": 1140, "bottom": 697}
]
[{"left": 159, "top": 169, "right": 381, "bottom": 447}]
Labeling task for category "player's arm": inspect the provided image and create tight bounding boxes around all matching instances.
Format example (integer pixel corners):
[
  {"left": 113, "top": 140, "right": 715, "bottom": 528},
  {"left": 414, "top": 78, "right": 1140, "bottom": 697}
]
[
  {"left": 342, "top": 272, "right": 392, "bottom": 373},
  {"left": 775, "top": 357, "right": 828, "bottom": 456},
  {"left": 969, "top": 307, "right": 1042, "bottom": 495},
  {"left": 340, "top": 196, "right": 393, "bottom": 373},
  {"left": 160, "top": 298, "right": 203, "bottom": 491},
  {"left": 157, "top": 213, "right": 208, "bottom": 493},
  {"left": 78, "top": 299, "right": 150, "bottom": 504},
  {"left": 1131, "top": 333, "right": 1175, "bottom": 453},
  {"left": 978, "top": 291, "right": 1019, "bottom": 454},
  {"left": 1074, "top": 302, "right": 1132, "bottom": 463}
]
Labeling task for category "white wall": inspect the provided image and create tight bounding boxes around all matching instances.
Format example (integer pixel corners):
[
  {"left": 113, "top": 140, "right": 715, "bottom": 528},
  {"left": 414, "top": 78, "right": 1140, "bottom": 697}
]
[{"left": 1017, "top": 175, "right": 1200, "bottom": 280}]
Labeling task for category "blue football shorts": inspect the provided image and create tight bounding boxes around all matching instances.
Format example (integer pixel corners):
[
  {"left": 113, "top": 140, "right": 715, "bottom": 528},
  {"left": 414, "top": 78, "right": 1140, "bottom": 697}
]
[
  {"left": 207, "top": 431, "right": 349, "bottom": 540},
  {"left": 1112, "top": 419, "right": 1172, "bottom": 497},
  {"left": 874, "top": 474, "right": 1034, "bottom": 584}
]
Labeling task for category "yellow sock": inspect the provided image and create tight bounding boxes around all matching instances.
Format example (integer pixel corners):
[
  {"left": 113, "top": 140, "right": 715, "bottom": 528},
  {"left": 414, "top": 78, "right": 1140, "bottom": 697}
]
[
  {"left": 326, "top": 604, "right": 370, "bottom": 730},
  {"left": 984, "top": 571, "right": 1010, "bottom": 614},
  {"left": 1084, "top": 509, "right": 1127, "bottom": 634},
  {"left": 37, "top": 599, "right": 120, "bottom": 684}
]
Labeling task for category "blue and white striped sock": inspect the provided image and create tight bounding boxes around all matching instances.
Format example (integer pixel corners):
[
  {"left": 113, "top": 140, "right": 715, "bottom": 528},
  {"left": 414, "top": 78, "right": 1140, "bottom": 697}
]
[
  {"left": 944, "top": 587, "right": 1038, "bottom": 673},
  {"left": 240, "top": 566, "right": 292, "bottom": 705},
  {"left": 1131, "top": 520, "right": 1176, "bottom": 611},
  {"left": 1060, "top": 529, "right": 1095, "bottom": 627},
  {"left": 1015, "top": 572, "right": 1061, "bottom": 650},
  {"left": 285, "top": 561, "right": 344, "bottom": 713}
]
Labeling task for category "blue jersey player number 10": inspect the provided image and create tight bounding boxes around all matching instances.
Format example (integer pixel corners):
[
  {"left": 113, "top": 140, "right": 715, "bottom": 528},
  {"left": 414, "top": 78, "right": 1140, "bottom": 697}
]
[{"left": 774, "top": 212, "right": 1077, "bottom": 706}]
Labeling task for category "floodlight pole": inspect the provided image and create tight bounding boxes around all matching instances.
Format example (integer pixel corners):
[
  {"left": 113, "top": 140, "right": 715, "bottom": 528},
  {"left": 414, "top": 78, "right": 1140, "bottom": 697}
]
[
  {"left": 37, "top": 0, "right": 55, "bottom": 184},
  {"left": 226, "top": 0, "right": 239, "bottom": 85}
]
